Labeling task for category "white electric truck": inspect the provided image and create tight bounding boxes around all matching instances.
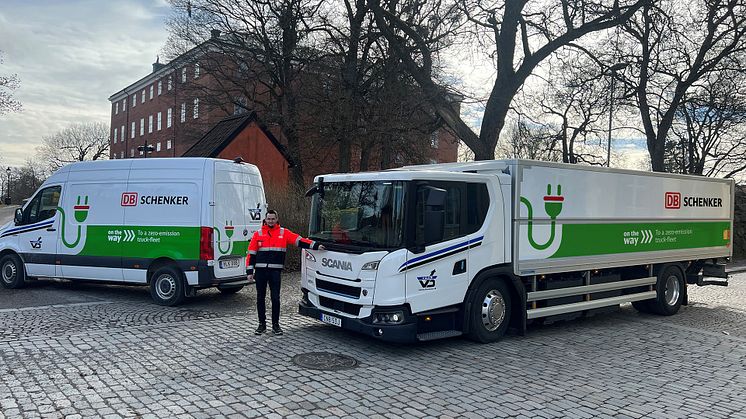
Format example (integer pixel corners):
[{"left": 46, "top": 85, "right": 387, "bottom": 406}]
[{"left": 299, "top": 160, "right": 734, "bottom": 343}]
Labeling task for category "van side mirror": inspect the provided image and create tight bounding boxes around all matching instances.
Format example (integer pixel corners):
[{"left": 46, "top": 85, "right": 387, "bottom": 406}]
[{"left": 14, "top": 208, "right": 23, "bottom": 225}]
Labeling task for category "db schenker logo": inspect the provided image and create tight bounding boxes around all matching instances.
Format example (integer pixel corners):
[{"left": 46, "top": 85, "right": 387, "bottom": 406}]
[
  {"left": 665, "top": 192, "right": 681, "bottom": 209},
  {"left": 121, "top": 192, "right": 138, "bottom": 207}
]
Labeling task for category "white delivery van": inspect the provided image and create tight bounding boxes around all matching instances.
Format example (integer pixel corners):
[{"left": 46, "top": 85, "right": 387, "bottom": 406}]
[
  {"left": 299, "top": 160, "right": 734, "bottom": 343},
  {"left": 0, "top": 157, "right": 266, "bottom": 305}
]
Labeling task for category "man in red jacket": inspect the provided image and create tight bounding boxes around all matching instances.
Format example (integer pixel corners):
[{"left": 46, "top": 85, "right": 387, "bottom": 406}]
[{"left": 246, "top": 210, "right": 323, "bottom": 335}]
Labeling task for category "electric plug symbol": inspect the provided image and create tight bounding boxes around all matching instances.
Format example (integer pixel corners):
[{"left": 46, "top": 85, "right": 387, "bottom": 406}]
[
  {"left": 543, "top": 184, "right": 563, "bottom": 219},
  {"left": 225, "top": 220, "right": 235, "bottom": 238},
  {"left": 73, "top": 196, "right": 90, "bottom": 223}
]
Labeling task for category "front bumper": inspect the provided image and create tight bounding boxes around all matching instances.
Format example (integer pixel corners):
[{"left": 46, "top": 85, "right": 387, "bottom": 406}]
[{"left": 298, "top": 299, "right": 418, "bottom": 343}]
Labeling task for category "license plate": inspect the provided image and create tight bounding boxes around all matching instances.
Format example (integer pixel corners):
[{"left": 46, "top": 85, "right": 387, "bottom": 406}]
[
  {"left": 219, "top": 258, "right": 240, "bottom": 269},
  {"left": 320, "top": 313, "right": 342, "bottom": 327}
]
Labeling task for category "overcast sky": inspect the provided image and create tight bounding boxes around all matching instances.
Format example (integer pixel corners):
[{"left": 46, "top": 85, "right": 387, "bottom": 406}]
[{"left": 0, "top": 0, "right": 171, "bottom": 167}]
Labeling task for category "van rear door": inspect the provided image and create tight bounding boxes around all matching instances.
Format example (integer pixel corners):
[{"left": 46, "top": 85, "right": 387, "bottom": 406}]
[{"left": 213, "top": 161, "right": 250, "bottom": 279}]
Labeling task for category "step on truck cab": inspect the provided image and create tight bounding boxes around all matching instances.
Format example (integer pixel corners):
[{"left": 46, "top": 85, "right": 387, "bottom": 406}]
[
  {"left": 0, "top": 157, "right": 266, "bottom": 305},
  {"left": 299, "top": 160, "right": 734, "bottom": 343}
]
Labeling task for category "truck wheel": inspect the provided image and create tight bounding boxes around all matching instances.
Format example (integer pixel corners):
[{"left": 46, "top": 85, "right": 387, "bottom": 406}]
[
  {"left": 218, "top": 285, "right": 244, "bottom": 294},
  {"left": 150, "top": 266, "right": 186, "bottom": 306},
  {"left": 0, "top": 254, "right": 26, "bottom": 289},
  {"left": 467, "top": 279, "right": 512, "bottom": 343},
  {"left": 650, "top": 266, "right": 685, "bottom": 316}
]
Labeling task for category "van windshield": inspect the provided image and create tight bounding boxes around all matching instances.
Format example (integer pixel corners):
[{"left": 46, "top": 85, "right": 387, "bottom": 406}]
[{"left": 309, "top": 181, "right": 406, "bottom": 250}]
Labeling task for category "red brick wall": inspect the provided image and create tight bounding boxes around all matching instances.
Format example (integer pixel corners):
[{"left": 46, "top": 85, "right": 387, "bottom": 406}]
[{"left": 217, "top": 122, "right": 289, "bottom": 187}]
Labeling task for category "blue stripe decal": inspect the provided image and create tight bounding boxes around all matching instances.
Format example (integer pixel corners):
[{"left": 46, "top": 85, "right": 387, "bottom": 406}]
[
  {"left": 399, "top": 236, "right": 484, "bottom": 270},
  {"left": 1, "top": 220, "right": 54, "bottom": 236}
]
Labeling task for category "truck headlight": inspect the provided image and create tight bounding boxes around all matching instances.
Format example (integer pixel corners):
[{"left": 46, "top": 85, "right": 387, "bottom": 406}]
[
  {"left": 304, "top": 250, "right": 316, "bottom": 262},
  {"left": 361, "top": 260, "right": 380, "bottom": 271},
  {"left": 373, "top": 311, "right": 404, "bottom": 324}
]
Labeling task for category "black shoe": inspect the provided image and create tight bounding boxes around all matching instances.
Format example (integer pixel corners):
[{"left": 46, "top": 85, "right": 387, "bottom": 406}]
[
  {"left": 272, "top": 324, "right": 283, "bottom": 335},
  {"left": 254, "top": 324, "right": 266, "bottom": 335}
]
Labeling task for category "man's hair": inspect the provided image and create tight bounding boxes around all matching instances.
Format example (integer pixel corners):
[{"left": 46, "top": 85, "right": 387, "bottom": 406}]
[{"left": 266, "top": 209, "right": 279, "bottom": 217}]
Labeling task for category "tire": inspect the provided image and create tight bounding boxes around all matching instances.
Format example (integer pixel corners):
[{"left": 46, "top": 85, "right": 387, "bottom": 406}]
[
  {"left": 0, "top": 254, "right": 26, "bottom": 289},
  {"left": 218, "top": 285, "right": 244, "bottom": 294},
  {"left": 149, "top": 266, "right": 186, "bottom": 306},
  {"left": 650, "top": 266, "right": 685, "bottom": 316},
  {"left": 467, "top": 278, "right": 512, "bottom": 343}
]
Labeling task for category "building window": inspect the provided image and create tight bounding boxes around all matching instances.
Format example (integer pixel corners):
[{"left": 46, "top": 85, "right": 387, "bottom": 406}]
[
  {"left": 157, "top": 142, "right": 162, "bottom": 152},
  {"left": 149, "top": 85, "right": 154, "bottom": 100},
  {"left": 141, "top": 89, "right": 145, "bottom": 103},
  {"left": 120, "top": 151, "right": 124, "bottom": 159},
  {"left": 430, "top": 131, "right": 439, "bottom": 148},
  {"left": 167, "top": 140, "right": 172, "bottom": 150},
  {"left": 115, "top": 102, "right": 119, "bottom": 115},
  {"left": 148, "top": 115, "right": 153, "bottom": 133},
  {"left": 130, "top": 148, "right": 134, "bottom": 157},
  {"left": 139, "top": 148, "right": 143, "bottom": 156},
  {"left": 132, "top": 95, "right": 136, "bottom": 107},
  {"left": 131, "top": 121, "right": 136, "bottom": 138},
  {"left": 121, "top": 125, "right": 125, "bottom": 141},
  {"left": 194, "top": 62, "right": 200, "bottom": 78},
  {"left": 233, "top": 97, "right": 248, "bottom": 115},
  {"left": 167, "top": 108, "right": 172, "bottom": 128},
  {"left": 122, "top": 98, "right": 126, "bottom": 112},
  {"left": 181, "top": 103, "right": 186, "bottom": 122},
  {"left": 140, "top": 118, "right": 144, "bottom": 136},
  {"left": 168, "top": 76, "right": 172, "bottom": 91},
  {"left": 193, "top": 98, "right": 199, "bottom": 119},
  {"left": 157, "top": 112, "right": 162, "bottom": 131},
  {"left": 181, "top": 67, "right": 186, "bottom": 83},
  {"left": 158, "top": 81, "right": 162, "bottom": 95},
  {"left": 113, "top": 128, "right": 118, "bottom": 144}
]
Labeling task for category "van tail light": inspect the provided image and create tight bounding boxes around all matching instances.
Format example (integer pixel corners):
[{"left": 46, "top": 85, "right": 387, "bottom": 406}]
[{"left": 200, "top": 227, "right": 214, "bottom": 261}]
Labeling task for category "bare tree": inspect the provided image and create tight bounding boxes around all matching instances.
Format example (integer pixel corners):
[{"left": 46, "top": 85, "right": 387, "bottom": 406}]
[
  {"left": 165, "top": 0, "right": 327, "bottom": 187},
  {"left": 369, "top": 0, "right": 648, "bottom": 161},
  {"left": 515, "top": 49, "right": 611, "bottom": 165},
  {"left": 0, "top": 51, "right": 22, "bottom": 116},
  {"left": 667, "top": 70, "right": 746, "bottom": 177},
  {"left": 619, "top": 0, "right": 746, "bottom": 172},
  {"left": 37, "top": 123, "right": 110, "bottom": 171}
]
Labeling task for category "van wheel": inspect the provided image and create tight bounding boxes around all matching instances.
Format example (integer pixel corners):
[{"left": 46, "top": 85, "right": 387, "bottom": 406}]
[
  {"left": 650, "top": 266, "right": 685, "bottom": 316},
  {"left": 150, "top": 266, "right": 185, "bottom": 306},
  {"left": 218, "top": 285, "right": 244, "bottom": 294},
  {"left": 0, "top": 254, "right": 26, "bottom": 289},
  {"left": 467, "top": 278, "right": 512, "bottom": 343}
]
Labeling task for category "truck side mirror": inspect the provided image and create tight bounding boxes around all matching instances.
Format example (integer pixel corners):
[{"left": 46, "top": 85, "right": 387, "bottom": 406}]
[{"left": 14, "top": 208, "right": 23, "bottom": 225}]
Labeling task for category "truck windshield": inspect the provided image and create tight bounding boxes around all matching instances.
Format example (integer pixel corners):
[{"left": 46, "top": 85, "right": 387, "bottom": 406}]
[{"left": 309, "top": 181, "right": 406, "bottom": 250}]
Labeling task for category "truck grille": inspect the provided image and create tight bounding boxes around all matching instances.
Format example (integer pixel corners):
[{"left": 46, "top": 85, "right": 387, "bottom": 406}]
[
  {"left": 316, "top": 278, "right": 361, "bottom": 299},
  {"left": 319, "top": 296, "right": 361, "bottom": 316}
]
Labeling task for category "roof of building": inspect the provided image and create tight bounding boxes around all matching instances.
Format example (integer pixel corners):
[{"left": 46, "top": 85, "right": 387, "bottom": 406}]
[{"left": 182, "top": 111, "right": 294, "bottom": 166}]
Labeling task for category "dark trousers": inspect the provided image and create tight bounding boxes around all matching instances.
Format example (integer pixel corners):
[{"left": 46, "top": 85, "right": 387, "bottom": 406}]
[{"left": 255, "top": 268, "right": 282, "bottom": 326}]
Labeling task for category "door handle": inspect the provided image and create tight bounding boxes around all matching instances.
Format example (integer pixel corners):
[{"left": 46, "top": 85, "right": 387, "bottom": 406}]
[
  {"left": 453, "top": 259, "right": 467, "bottom": 275},
  {"left": 47, "top": 228, "right": 56, "bottom": 232}
]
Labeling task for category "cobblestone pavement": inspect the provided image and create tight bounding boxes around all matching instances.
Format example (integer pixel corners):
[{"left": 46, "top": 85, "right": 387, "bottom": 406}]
[{"left": 2, "top": 272, "right": 746, "bottom": 419}]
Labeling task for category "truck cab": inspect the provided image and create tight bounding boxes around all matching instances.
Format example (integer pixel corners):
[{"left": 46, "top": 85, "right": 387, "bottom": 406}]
[{"left": 299, "top": 168, "right": 510, "bottom": 343}]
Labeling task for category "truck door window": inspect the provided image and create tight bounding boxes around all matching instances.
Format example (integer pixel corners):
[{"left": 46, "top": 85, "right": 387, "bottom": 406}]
[
  {"left": 416, "top": 182, "right": 488, "bottom": 245},
  {"left": 24, "top": 186, "right": 61, "bottom": 225}
]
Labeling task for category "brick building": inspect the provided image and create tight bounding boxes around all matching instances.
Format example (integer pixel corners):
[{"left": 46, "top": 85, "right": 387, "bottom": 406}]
[{"left": 108, "top": 33, "right": 460, "bottom": 185}]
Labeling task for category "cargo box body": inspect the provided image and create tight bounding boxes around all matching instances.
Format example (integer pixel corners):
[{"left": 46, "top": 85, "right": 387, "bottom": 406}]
[{"left": 511, "top": 161, "right": 733, "bottom": 276}]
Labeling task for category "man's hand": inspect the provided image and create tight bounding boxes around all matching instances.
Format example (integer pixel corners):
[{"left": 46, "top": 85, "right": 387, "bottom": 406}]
[
  {"left": 318, "top": 244, "right": 326, "bottom": 251},
  {"left": 247, "top": 274, "right": 254, "bottom": 283}
]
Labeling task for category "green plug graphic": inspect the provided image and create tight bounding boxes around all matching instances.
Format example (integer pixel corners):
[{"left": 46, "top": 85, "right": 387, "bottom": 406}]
[
  {"left": 543, "top": 184, "right": 563, "bottom": 219},
  {"left": 73, "top": 196, "right": 90, "bottom": 223},
  {"left": 225, "top": 220, "right": 234, "bottom": 239}
]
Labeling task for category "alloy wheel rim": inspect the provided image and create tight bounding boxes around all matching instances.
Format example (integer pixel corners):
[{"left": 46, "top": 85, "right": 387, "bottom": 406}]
[
  {"left": 665, "top": 274, "right": 680, "bottom": 306},
  {"left": 481, "top": 289, "right": 506, "bottom": 332}
]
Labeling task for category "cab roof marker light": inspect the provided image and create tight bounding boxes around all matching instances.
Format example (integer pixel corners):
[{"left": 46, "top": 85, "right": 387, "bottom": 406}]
[{"left": 362, "top": 260, "right": 380, "bottom": 271}]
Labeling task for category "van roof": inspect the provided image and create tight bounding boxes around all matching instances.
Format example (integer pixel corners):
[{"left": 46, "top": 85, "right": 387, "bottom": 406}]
[{"left": 55, "top": 157, "right": 256, "bottom": 174}]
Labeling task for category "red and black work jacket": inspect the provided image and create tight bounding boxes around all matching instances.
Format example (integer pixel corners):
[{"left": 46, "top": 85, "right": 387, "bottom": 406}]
[{"left": 245, "top": 223, "right": 319, "bottom": 274}]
